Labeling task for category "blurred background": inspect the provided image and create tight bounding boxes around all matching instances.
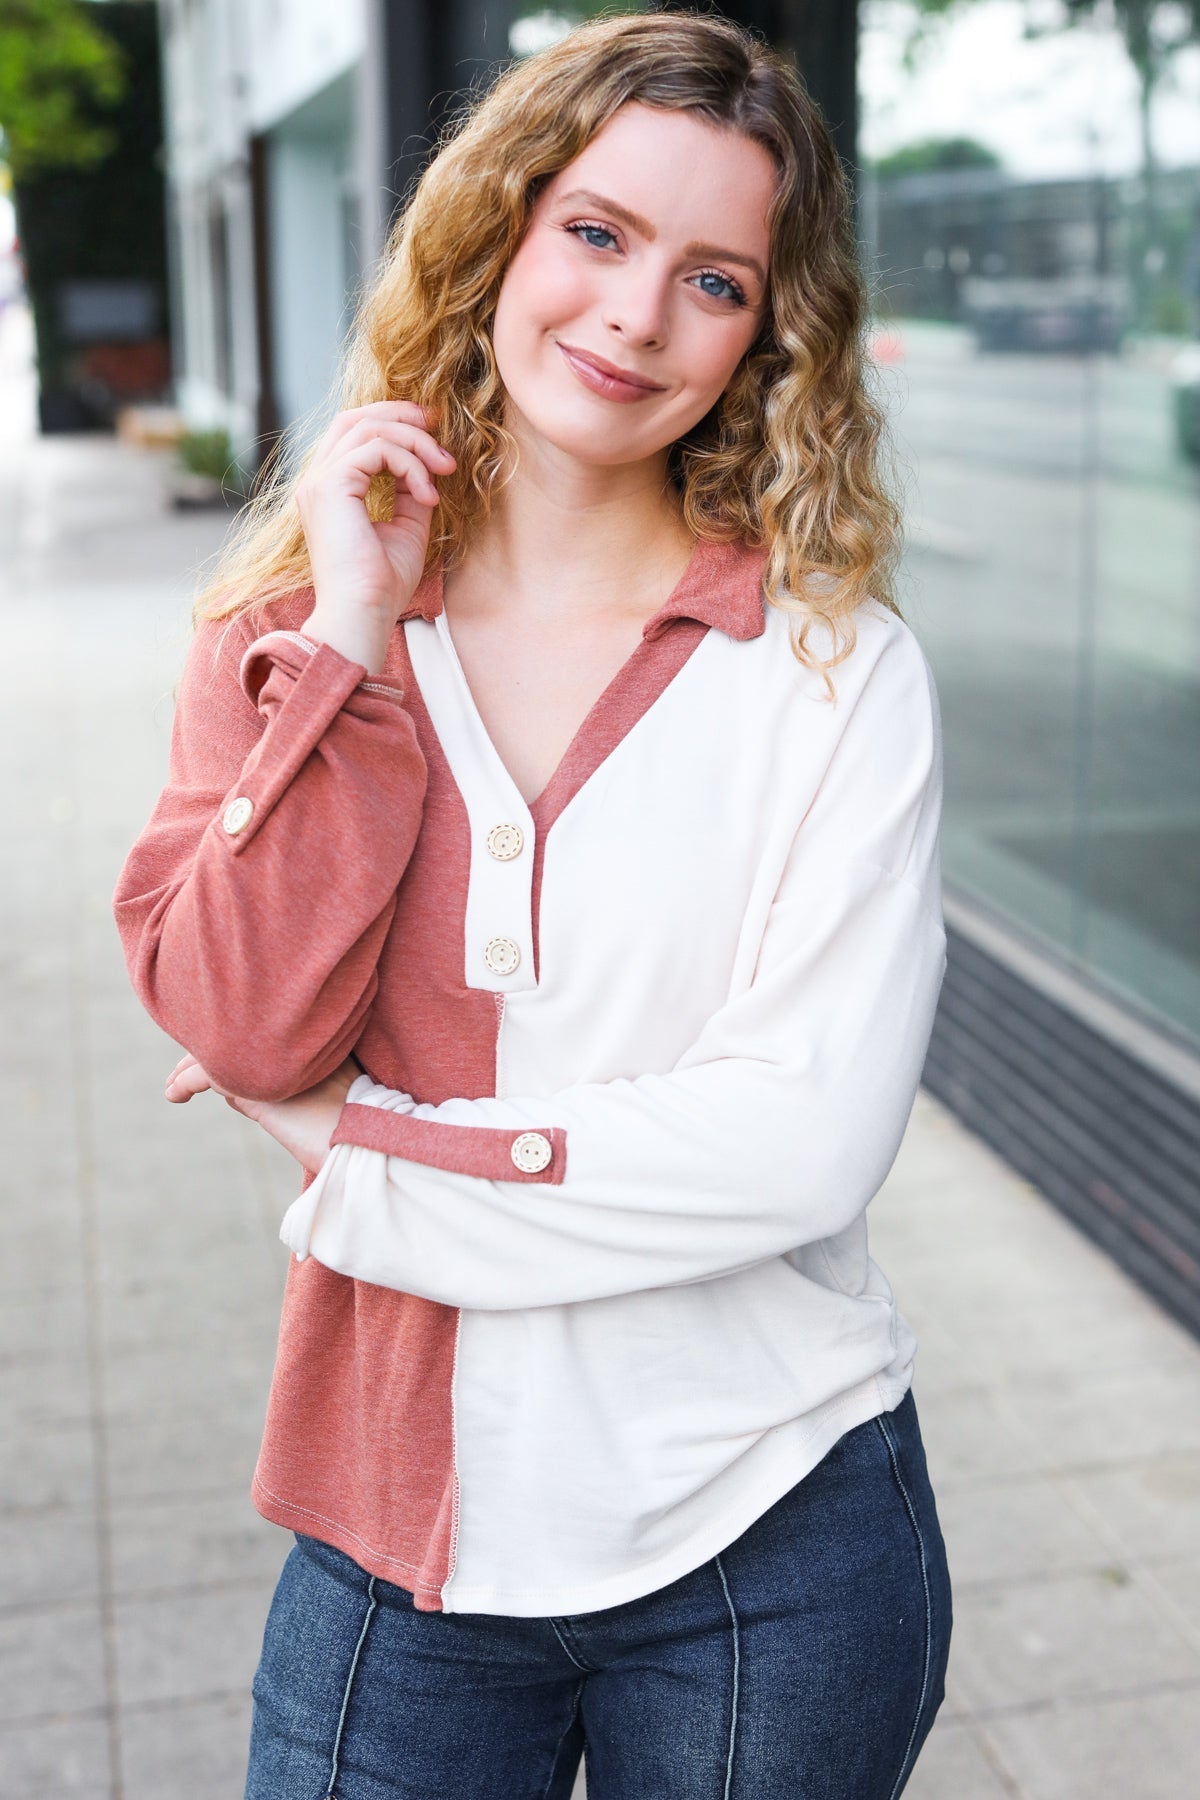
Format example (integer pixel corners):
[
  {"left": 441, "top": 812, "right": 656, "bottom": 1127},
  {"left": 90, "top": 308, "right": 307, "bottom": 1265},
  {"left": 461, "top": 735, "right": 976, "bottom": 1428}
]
[{"left": 1, "top": 3, "right": 1199, "bottom": 1797}]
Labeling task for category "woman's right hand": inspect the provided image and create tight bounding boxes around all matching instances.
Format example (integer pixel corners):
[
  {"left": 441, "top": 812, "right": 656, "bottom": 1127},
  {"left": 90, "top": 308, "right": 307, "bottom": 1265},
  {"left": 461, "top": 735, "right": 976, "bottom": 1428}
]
[{"left": 295, "top": 400, "right": 456, "bottom": 673}]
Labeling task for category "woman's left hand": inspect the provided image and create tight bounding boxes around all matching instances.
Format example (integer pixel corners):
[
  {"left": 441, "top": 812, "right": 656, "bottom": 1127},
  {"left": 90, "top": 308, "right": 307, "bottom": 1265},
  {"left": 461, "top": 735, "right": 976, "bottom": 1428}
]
[{"left": 164, "top": 1054, "right": 360, "bottom": 1175}]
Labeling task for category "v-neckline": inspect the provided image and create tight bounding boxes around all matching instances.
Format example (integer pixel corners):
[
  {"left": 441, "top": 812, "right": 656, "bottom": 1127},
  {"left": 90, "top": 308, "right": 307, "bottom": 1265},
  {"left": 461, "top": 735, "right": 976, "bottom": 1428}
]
[
  {"left": 432, "top": 604, "right": 676, "bottom": 822},
  {"left": 425, "top": 538, "right": 713, "bottom": 821}
]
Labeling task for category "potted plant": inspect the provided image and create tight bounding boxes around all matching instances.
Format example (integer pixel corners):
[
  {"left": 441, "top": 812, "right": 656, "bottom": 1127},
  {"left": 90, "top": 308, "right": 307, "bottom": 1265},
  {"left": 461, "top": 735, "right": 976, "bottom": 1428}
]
[{"left": 169, "top": 426, "right": 246, "bottom": 508}]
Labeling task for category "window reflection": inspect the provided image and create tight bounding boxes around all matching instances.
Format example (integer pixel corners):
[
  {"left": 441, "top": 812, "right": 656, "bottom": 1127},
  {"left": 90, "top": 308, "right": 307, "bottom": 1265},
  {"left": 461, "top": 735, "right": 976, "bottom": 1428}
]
[{"left": 860, "top": 0, "right": 1200, "bottom": 1047}]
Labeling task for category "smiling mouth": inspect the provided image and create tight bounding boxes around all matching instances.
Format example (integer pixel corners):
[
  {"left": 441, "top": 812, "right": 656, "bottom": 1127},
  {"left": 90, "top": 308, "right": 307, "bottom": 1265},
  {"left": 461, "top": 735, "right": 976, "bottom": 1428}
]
[{"left": 556, "top": 341, "right": 667, "bottom": 401}]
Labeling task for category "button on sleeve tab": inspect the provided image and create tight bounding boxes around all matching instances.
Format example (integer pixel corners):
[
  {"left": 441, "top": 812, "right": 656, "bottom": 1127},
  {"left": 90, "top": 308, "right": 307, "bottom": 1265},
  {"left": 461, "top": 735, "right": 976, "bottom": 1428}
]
[
  {"left": 222, "top": 796, "right": 254, "bottom": 835},
  {"left": 510, "top": 1132, "right": 554, "bottom": 1174}
]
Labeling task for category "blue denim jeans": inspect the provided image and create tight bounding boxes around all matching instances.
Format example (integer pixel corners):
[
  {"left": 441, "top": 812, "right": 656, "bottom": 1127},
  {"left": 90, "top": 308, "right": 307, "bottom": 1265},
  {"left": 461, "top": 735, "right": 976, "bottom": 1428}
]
[{"left": 244, "top": 1387, "right": 951, "bottom": 1799}]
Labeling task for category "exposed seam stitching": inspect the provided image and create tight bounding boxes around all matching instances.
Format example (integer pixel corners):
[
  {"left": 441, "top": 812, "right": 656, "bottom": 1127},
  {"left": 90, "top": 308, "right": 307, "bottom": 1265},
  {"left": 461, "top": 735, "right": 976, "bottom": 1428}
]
[
  {"left": 538, "top": 1679, "right": 585, "bottom": 1800},
  {"left": 715, "top": 1554, "right": 740, "bottom": 1800},
  {"left": 252, "top": 1477, "right": 430, "bottom": 1580},
  {"left": 492, "top": 990, "right": 507, "bottom": 1095},
  {"left": 441, "top": 1309, "right": 464, "bottom": 1607},
  {"left": 361, "top": 680, "right": 402, "bottom": 697},
  {"left": 546, "top": 1618, "right": 593, "bottom": 1673},
  {"left": 324, "top": 1574, "right": 377, "bottom": 1800},
  {"left": 875, "top": 1411, "right": 935, "bottom": 1800}
]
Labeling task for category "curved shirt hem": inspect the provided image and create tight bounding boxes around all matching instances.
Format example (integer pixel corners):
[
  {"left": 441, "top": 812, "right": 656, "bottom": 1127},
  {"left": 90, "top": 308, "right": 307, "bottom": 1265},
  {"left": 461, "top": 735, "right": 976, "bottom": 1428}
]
[
  {"left": 439, "top": 1370, "right": 914, "bottom": 1617},
  {"left": 249, "top": 1475, "right": 449, "bottom": 1606}
]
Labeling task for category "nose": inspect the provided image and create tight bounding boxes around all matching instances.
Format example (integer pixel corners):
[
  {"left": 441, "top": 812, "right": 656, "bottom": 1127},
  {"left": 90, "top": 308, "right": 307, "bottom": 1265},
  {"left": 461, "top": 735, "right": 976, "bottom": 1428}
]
[{"left": 601, "top": 260, "right": 670, "bottom": 351}]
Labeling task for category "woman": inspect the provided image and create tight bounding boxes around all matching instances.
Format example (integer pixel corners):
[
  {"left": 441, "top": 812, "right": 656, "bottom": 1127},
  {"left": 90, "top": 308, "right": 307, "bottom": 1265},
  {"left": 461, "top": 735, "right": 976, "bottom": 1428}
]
[{"left": 114, "top": 12, "right": 952, "bottom": 1798}]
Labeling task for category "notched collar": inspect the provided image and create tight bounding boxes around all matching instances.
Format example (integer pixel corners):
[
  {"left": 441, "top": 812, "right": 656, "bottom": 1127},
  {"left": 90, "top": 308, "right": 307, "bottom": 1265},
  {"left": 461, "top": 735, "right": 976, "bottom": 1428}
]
[
  {"left": 640, "top": 537, "right": 768, "bottom": 643},
  {"left": 396, "top": 537, "right": 769, "bottom": 643},
  {"left": 398, "top": 564, "right": 445, "bottom": 625}
]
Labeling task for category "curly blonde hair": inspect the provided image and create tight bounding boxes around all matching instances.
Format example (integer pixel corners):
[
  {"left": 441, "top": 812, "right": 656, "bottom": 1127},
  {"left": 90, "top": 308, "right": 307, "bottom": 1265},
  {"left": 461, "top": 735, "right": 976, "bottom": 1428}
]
[{"left": 195, "top": 9, "right": 904, "bottom": 687}]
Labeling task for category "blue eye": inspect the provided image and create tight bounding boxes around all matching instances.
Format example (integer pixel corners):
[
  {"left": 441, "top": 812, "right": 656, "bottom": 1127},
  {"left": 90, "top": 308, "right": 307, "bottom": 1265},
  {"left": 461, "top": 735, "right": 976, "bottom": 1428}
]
[
  {"left": 695, "top": 270, "right": 747, "bottom": 306},
  {"left": 567, "top": 222, "right": 618, "bottom": 251}
]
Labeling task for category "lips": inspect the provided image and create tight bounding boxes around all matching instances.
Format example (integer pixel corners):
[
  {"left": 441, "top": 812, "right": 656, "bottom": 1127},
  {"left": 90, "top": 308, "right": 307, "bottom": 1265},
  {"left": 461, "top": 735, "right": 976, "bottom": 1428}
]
[{"left": 556, "top": 341, "right": 667, "bottom": 401}]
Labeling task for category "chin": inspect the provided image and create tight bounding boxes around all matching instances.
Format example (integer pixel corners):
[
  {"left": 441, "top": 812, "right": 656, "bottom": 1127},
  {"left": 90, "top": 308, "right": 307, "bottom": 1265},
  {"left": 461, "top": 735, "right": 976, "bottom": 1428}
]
[
  {"left": 517, "top": 392, "right": 687, "bottom": 468},
  {"left": 557, "top": 431, "right": 666, "bottom": 467},
  {"left": 510, "top": 408, "right": 646, "bottom": 465}
]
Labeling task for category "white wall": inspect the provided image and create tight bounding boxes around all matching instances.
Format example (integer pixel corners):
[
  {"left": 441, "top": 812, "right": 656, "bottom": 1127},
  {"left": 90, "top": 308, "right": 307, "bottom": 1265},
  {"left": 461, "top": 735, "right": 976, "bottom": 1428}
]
[
  {"left": 247, "top": 0, "right": 365, "bottom": 138},
  {"left": 157, "top": 0, "right": 369, "bottom": 458},
  {"left": 267, "top": 76, "right": 359, "bottom": 438},
  {"left": 160, "top": 0, "right": 365, "bottom": 185}
]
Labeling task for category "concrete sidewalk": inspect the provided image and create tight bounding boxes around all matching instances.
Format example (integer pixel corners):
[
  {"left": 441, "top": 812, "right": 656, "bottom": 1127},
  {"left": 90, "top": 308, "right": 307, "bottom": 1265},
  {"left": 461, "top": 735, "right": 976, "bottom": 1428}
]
[{"left": 2, "top": 319, "right": 1199, "bottom": 1798}]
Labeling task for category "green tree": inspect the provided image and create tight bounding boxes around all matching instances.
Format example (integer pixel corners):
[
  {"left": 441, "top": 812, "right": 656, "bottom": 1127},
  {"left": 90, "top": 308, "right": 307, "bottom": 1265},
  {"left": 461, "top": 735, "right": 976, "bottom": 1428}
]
[
  {"left": 0, "top": 0, "right": 126, "bottom": 179},
  {"left": 872, "top": 134, "right": 1003, "bottom": 176}
]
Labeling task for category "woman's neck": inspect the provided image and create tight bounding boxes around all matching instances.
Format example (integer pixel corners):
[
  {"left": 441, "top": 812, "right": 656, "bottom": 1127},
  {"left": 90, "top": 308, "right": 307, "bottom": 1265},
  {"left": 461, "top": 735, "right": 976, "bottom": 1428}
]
[{"left": 448, "top": 426, "right": 696, "bottom": 625}]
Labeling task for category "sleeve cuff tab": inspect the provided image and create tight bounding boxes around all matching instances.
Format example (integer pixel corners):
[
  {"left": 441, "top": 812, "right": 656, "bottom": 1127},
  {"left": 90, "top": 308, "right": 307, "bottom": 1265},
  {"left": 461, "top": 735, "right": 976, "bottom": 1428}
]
[{"left": 331, "top": 1104, "right": 566, "bottom": 1184}]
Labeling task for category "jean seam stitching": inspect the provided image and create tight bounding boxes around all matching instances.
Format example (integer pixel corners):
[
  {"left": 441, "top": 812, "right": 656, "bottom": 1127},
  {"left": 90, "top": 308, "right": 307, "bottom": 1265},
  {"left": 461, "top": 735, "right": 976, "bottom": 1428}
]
[
  {"left": 539, "top": 1678, "right": 585, "bottom": 1800},
  {"left": 324, "top": 1574, "right": 377, "bottom": 1799},
  {"left": 875, "top": 1411, "right": 934, "bottom": 1800},
  {"left": 714, "top": 1553, "right": 740, "bottom": 1800},
  {"left": 547, "top": 1617, "right": 595, "bottom": 1673}
]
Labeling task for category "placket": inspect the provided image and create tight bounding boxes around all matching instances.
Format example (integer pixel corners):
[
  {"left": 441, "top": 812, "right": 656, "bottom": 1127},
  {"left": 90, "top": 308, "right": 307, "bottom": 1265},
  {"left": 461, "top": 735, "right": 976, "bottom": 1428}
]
[{"left": 404, "top": 614, "right": 539, "bottom": 994}]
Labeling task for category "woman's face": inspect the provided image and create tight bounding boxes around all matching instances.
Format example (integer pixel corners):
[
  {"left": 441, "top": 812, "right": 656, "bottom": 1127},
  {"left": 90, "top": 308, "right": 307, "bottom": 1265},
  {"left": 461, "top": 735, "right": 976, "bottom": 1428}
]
[{"left": 491, "top": 102, "right": 776, "bottom": 471}]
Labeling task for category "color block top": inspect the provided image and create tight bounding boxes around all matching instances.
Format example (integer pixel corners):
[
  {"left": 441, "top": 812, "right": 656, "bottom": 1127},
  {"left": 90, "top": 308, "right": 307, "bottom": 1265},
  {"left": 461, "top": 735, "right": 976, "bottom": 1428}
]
[{"left": 113, "top": 537, "right": 946, "bottom": 1617}]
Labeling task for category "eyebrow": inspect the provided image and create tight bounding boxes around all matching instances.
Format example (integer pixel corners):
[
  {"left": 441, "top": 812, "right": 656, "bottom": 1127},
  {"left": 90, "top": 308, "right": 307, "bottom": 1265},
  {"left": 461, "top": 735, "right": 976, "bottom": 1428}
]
[{"left": 554, "top": 188, "right": 767, "bottom": 287}]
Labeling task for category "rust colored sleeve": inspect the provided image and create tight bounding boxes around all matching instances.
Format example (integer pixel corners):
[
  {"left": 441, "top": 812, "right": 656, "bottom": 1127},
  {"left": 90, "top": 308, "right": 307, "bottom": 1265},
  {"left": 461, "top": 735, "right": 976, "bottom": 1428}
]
[{"left": 113, "top": 617, "right": 427, "bottom": 1100}]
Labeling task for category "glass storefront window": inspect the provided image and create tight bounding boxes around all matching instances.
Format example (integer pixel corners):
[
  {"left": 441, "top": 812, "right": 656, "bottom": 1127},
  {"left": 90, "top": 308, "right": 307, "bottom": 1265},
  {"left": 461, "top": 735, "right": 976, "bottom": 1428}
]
[{"left": 860, "top": 0, "right": 1200, "bottom": 1050}]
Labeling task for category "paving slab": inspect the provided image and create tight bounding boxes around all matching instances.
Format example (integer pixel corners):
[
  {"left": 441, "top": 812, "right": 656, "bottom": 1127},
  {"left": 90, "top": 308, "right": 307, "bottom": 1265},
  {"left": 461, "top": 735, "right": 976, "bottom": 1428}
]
[
  {"left": 0, "top": 1600, "right": 108, "bottom": 1727},
  {"left": 1061, "top": 1452, "right": 1200, "bottom": 1563},
  {"left": 1138, "top": 1557, "right": 1200, "bottom": 1643},
  {"left": 949, "top": 1565, "right": 1200, "bottom": 1713},
  {"left": 979, "top": 1685, "right": 1200, "bottom": 1800},
  {"left": 902, "top": 1718, "right": 1019, "bottom": 1799},
  {"left": 120, "top": 1691, "right": 255, "bottom": 1800},
  {"left": 113, "top": 1582, "right": 279, "bottom": 1710},
  {"left": 106, "top": 1492, "right": 289, "bottom": 1598},
  {"left": 932, "top": 1470, "right": 1122, "bottom": 1588},
  {"left": 0, "top": 1424, "right": 97, "bottom": 1515},
  {"left": 0, "top": 1715, "right": 113, "bottom": 1800},
  {"left": 0, "top": 1505, "right": 102, "bottom": 1611}
]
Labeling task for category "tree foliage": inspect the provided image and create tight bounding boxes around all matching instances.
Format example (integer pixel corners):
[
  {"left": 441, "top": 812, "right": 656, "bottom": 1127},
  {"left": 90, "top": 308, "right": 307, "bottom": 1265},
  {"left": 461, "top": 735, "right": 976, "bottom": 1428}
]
[
  {"left": 871, "top": 134, "right": 1003, "bottom": 175},
  {"left": 905, "top": 1, "right": 1200, "bottom": 94},
  {"left": 0, "top": 0, "right": 127, "bottom": 179},
  {"left": 1059, "top": 0, "right": 1200, "bottom": 76}
]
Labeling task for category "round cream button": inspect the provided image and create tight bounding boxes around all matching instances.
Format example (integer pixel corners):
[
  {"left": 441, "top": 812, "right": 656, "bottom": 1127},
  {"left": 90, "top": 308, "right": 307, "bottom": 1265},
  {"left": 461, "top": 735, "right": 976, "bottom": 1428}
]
[
  {"left": 486, "top": 823, "right": 524, "bottom": 861},
  {"left": 222, "top": 796, "right": 254, "bottom": 835},
  {"left": 483, "top": 935, "right": 521, "bottom": 975},
  {"left": 511, "top": 1132, "right": 553, "bottom": 1174}
]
